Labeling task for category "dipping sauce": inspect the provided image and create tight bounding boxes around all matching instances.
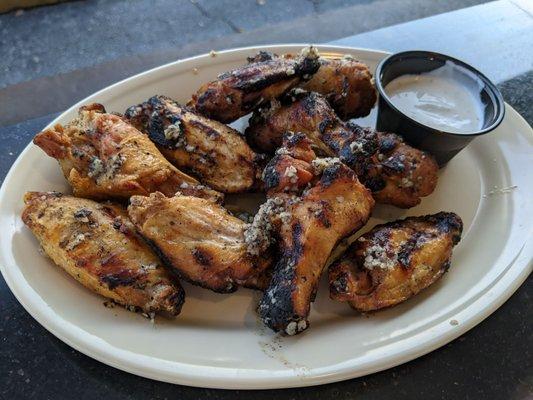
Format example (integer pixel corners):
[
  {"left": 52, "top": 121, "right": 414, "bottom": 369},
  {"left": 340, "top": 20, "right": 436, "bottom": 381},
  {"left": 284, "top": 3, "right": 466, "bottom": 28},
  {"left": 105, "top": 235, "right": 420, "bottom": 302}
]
[{"left": 384, "top": 62, "right": 485, "bottom": 134}]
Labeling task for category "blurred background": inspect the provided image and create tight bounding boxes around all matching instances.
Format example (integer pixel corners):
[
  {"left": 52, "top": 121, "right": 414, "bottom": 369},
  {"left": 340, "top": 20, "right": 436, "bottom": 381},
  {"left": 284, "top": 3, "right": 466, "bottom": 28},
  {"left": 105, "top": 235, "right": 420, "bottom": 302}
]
[{"left": 0, "top": 0, "right": 493, "bottom": 126}]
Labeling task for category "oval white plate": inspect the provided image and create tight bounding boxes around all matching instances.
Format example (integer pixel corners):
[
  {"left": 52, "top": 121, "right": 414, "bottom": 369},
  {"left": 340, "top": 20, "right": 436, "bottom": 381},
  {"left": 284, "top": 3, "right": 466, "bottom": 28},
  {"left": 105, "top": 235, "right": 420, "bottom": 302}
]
[{"left": 0, "top": 45, "right": 532, "bottom": 389}]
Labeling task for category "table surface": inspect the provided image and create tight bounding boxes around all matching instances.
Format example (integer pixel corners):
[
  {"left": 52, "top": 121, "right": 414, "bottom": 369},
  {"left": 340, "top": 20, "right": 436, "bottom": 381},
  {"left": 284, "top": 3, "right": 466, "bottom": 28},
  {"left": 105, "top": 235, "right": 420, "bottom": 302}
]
[{"left": 1, "top": 1, "right": 532, "bottom": 399}]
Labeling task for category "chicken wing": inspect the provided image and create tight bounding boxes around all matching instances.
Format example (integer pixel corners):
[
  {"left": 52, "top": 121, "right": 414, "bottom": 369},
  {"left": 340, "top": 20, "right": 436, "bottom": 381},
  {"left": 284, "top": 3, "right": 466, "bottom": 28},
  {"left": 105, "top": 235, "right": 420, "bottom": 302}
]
[
  {"left": 125, "top": 95, "right": 264, "bottom": 193},
  {"left": 34, "top": 104, "right": 222, "bottom": 202},
  {"left": 247, "top": 51, "right": 376, "bottom": 120},
  {"left": 252, "top": 133, "right": 375, "bottom": 335},
  {"left": 246, "top": 90, "right": 438, "bottom": 208},
  {"left": 127, "top": 192, "right": 272, "bottom": 293},
  {"left": 354, "top": 124, "right": 439, "bottom": 208},
  {"left": 21, "top": 192, "right": 185, "bottom": 315},
  {"left": 299, "top": 55, "right": 377, "bottom": 119},
  {"left": 188, "top": 46, "right": 321, "bottom": 123},
  {"left": 329, "top": 212, "right": 463, "bottom": 312}
]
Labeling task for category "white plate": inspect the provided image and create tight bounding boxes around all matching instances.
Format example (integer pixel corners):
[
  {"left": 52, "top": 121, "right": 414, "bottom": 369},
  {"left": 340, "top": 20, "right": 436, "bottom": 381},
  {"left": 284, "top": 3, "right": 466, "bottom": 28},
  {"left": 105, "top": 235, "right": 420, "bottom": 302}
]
[{"left": 0, "top": 45, "right": 532, "bottom": 389}]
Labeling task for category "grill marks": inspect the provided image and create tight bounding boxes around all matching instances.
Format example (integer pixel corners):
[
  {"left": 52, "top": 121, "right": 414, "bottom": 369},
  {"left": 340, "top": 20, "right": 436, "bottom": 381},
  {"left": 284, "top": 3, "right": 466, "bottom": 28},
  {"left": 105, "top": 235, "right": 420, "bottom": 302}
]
[
  {"left": 258, "top": 223, "right": 304, "bottom": 334},
  {"left": 257, "top": 135, "right": 375, "bottom": 334},
  {"left": 65, "top": 219, "right": 143, "bottom": 290},
  {"left": 192, "top": 248, "right": 212, "bottom": 267},
  {"left": 313, "top": 201, "right": 332, "bottom": 228},
  {"left": 188, "top": 47, "right": 320, "bottom": 123},
  {"left": 299, "top": 56, "right": 377, "bottom": 120},
  {"left": 397, "top": 231, "right": 427, "bottom": 269},
  {"left": 355, "top": 129, "right": 439, "bottom": 208},
  {"left": 127, "top": 192, "right": 272, "bottom": 294},
  {"left": 101, "top": 271, "right": 140, "bottom": 290},
  {"left": 22, "top": 192, "right": 185, "bottom": 315},
  {"left": 33, "top": 103, "right": 221, "bottom": 202},
  {"left": 335, "top": 125, "right": 378, "bottom": 176},
  {"left": 319, "top": 163, "right": 344, "bottom": 188},
  {"left": 125, "top": 95, "right": 261, "bottom": 193},
  {"left": 246, "top": 90, "right": 438, "bottom": 208},
  {"left": 329, "top": 212, "right": 463, "bottom": 312}
]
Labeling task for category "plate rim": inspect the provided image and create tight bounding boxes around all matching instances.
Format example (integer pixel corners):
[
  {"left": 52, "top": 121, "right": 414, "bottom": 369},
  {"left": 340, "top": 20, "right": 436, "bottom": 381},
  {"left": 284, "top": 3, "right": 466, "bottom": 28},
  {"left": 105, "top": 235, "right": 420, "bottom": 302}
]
[{"left": 1, "top": 44, "right": 532, "bottom": 389}]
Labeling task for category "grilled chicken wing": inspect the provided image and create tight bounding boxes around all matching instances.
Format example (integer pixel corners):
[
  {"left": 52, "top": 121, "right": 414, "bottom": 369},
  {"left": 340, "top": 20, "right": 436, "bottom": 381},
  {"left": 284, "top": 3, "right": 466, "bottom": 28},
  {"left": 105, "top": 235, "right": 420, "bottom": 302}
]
[
  {"left": 188, "top": 46, "right": 321, "bottom": 123},
  {"left": 246, "top": 90, "right": 438, "bottom": 208},
  {"left": 125, "top": 95, "right": 263, "bottom": 193},
  {"left": 355, "top": 125, "right": 439, "bottom": 208},
  {"left": 251, "top": 133, "right": 375, "bottom": 335},
  {"left": 34, "top": 104, "right": 222, "bottom": 202},
  {"left": 247, "top": 51, "right": 376, "bottom": 120},
  {"left": 329, "top": 212, "right": 462, "bottom": 312},
  {"left": 299, "top": 55, "right": 377, "bottom": 119},
  {"left": 127, "top": 192, "right": 272, "bottom": 293},
  {"left": 21, "top": 192, "right": 185, "bottom": 315}
]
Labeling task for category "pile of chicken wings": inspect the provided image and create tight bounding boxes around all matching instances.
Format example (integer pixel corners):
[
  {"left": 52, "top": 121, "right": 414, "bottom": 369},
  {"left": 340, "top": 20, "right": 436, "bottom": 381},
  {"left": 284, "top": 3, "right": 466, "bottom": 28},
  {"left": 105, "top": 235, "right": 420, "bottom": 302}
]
[{"left": 23, "top": 47, "right": 462, "bottom": 335}]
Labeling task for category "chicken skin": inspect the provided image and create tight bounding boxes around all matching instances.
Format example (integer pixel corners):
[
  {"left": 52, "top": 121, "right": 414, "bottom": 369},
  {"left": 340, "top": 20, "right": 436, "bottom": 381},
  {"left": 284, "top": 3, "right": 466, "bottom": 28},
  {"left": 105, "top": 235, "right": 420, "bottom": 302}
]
[
  {"left": 299, "top": 55, "right": 377, "bottom": 119},
  {"left": 251, "top": 133, "right": 375, "bottom": 335},
  {"left": 246, "top": 90, "right": 438, "bottom": 208},
  {"left": 240, "top": 268, "right": 273, "bottom": 291},
  {"left": 127, "top": 192, "right": 272, "bottom": 293},
  {"left": 34, "top": 103, "right": 222, "bottom": 202},
  {"left": 21, "top": 192, "right": 185, "bottom": 315},
  {"left": 329, "top": 212, "right": 463, "bottom": 312},
  {"left": 125, "top": 95, "right": 263, "bottom": 193},
  {"left": 260, "top": 131, "right": 316, "bottom": 197},
  {"left": 355, "top": 124, "right": 439, "bottom": 208},
  {"left": 188, "top": 46, "right": 321, "bottom": 123},
  {"left": 247, "top": 51, "right": 376, "bottom": 120}
]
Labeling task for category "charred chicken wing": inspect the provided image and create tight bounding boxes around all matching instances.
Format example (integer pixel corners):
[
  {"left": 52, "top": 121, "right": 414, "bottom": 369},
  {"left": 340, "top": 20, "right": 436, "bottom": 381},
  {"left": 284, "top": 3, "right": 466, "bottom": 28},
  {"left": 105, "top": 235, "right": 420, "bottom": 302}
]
[
  {"left": 329, "top": 212, "right": 463, "bottom": 312},
  {"left": 247, "top": 51, "right": 376, "bottom": 120},
  {"left": 34, "top": 104, "right": 222, "bottom": 202},
  {"left": 299, "top": 55, "right": 377, "bottom": 119},
  {"left": 22, "top": 192, "right": 185, "bottom": 315},
  {"left": 127, "top": 192, "right": 271, "bottom": 293},
  {"left": 125, "top": 95, "right": 263, "bottom": 193},
  {"left": 354, "top": 124, "right": 439, "bottom": 208},
  {"left": 250, "top": 133, "right": 375, "bottom": 335},
  {"left": 188, "top": 46, "right": 321, "bottom": 123},
  {"left": 246, "top": 90, "right": 438, "bottom": 208}
]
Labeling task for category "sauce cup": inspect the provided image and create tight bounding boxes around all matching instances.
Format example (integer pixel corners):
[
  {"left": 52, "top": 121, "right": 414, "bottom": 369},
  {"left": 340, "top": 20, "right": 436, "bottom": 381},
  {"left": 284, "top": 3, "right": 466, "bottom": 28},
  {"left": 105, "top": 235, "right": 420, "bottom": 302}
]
[{"left": 374, "top": 51, "right": 505, "bottom": 166}]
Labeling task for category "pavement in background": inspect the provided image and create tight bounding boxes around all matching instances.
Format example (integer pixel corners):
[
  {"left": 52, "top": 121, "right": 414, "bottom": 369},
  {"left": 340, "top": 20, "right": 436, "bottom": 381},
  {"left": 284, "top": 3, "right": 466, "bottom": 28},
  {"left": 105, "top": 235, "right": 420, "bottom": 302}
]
[{"left": 1, "top": 0, "right": 491, "bottom": 89}]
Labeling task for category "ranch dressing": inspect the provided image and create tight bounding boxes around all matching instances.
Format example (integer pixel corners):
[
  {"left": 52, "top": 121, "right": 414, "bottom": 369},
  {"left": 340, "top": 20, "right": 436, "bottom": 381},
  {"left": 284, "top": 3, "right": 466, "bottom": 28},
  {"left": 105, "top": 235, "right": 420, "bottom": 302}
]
[{"left": 384, "top": 61, "right": 485, "bottom": 134}]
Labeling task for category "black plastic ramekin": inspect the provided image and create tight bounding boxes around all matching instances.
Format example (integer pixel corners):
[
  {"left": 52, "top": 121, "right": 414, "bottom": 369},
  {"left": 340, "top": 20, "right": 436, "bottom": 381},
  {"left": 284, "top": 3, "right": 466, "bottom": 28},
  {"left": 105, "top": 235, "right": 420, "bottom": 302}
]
[{"left": 375, "top": 51, "right": 505, "bottom": 166}]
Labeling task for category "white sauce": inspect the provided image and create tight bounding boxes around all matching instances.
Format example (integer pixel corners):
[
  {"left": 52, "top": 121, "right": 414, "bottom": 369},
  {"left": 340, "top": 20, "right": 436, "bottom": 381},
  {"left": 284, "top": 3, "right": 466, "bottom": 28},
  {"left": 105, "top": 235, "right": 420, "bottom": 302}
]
[{"left": 385, "top": 61, "right": 485, "bottom": 134}]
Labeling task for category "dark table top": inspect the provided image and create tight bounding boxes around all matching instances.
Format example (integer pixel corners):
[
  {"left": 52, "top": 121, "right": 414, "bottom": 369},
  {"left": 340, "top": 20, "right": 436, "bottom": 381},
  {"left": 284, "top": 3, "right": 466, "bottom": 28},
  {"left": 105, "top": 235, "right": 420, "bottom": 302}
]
[{"left": 1, "top": 1, "right": 532, "bottom": 399}]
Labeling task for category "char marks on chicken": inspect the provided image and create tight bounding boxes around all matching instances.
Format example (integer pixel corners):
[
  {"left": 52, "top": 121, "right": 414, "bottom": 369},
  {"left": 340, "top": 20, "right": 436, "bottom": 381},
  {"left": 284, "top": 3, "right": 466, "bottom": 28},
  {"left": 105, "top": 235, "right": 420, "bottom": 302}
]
[
  {"left": 253, "top": 133, "right": 375, "bottom": 335},
  {"left": 128, "top": 192, "right": 272, "bottom": 293},
  {"left": 33, "top": 104, "right": 222, "bottom": 202},
  {"left": 246, "top": 90, "right": 438, "bottom": 208},
  {"left": 22, "top": 192, "right": 185, "bottom": 315},
  {"left": 299, "top": 54, "right": 377, "bottom": 119},
  {"left": 188, "top": 46, "right": 321, "bottom": 123},
  {"left": 125, "top": 95, "right": 264, "bottom": 193},
  {"left": 329, "top": 212, "right": 463, "bottom": 311},
  {"left": 246, "top": 51, "right": 377, "bottom": 120}
]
